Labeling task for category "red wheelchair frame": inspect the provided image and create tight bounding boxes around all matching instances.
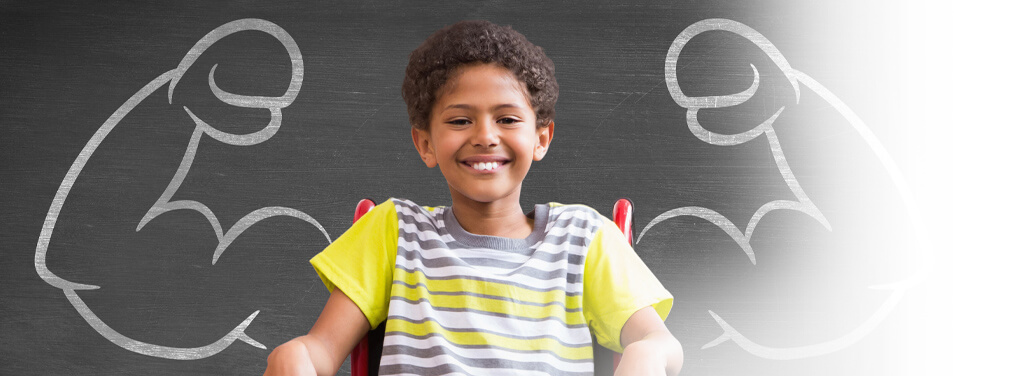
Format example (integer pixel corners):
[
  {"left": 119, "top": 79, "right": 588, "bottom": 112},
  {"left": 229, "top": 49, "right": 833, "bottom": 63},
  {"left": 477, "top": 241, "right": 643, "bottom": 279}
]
[{"left": 348, "top": 198, "right": 635, "bottom": 375}]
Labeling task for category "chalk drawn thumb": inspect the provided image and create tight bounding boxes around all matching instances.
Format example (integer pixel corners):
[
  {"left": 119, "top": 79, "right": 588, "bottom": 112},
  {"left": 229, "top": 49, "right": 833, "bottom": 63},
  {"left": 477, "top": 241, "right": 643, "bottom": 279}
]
[{"left": 34, "top": 18, "right": 331, "bottom": 360}]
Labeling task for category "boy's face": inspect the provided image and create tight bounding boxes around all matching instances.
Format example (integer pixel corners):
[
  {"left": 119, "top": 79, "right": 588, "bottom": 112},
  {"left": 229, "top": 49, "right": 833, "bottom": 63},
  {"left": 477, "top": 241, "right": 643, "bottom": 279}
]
[{"left": 411, "top": 62, "right": 553, "bottom": 205}]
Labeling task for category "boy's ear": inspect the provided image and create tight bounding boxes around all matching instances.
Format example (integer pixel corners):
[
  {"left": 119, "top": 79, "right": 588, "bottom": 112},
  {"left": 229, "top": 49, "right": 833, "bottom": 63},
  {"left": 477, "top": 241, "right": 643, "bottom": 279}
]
[
  {"left": 411, "top": 127, "right": 437, "bottom": 168},
  {"left": 533, "top": 120, "right": 554, "bottom": 161}
]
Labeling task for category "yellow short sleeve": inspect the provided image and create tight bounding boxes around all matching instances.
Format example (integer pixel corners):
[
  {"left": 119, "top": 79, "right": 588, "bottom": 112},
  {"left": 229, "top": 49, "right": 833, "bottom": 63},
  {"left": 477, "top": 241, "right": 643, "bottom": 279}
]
[
  {"left": 583, "top": 216, "right": 674, "bottom": 353},
  {"left": 310, "top": 198, "right": 398, "bottom": 329}
]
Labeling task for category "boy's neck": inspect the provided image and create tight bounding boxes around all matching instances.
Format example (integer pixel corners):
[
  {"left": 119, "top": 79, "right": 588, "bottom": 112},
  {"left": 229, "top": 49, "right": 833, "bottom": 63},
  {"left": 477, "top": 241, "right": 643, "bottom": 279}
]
[{"left": 448, "top": 190, "right": 535, "bottom": 239}]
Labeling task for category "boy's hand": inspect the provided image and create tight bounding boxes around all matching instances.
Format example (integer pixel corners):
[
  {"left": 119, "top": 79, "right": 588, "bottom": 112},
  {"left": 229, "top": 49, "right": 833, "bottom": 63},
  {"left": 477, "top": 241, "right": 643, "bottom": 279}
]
[
  {"left": 615, "top": 338, "right": 675, "bottom": 376},
  {"left": 264, "top": 340, "right": 317, "bottom": 376},
  {"left": 265, "top": 288, "right": 370, "bottom": 376},
  {"left": 614, "top": 307, "right": 683, "bottom": 376}
]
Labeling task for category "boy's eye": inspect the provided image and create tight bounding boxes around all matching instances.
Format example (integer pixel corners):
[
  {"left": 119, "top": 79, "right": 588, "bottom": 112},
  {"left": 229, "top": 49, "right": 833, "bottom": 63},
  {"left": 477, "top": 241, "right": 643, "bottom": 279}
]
[
  {"left": 498, "top": 117, "right": 519, "bottom": 125},
  {"left": 447, "top": 119, "right": 471, "bottom": 126}
]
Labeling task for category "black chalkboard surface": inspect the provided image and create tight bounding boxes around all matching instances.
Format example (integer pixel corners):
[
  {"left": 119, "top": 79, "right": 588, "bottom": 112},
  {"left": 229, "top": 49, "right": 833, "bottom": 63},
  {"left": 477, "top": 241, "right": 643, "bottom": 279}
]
[{"left": 1, "top": 1, "right": 918, "bottom": 375}]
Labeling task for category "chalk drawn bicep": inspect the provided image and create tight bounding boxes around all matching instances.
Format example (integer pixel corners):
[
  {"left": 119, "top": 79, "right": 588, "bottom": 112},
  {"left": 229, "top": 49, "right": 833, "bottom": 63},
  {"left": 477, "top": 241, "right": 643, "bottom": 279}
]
[{"left": 35, "top": 18, "right": 327, "bottom": 360}]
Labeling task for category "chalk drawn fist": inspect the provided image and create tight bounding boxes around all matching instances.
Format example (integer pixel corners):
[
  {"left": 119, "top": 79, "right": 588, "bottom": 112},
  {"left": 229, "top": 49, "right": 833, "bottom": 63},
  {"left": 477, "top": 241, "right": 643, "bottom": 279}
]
[{"left": 34, "top": 19, "right": 331, "bottom": 360}]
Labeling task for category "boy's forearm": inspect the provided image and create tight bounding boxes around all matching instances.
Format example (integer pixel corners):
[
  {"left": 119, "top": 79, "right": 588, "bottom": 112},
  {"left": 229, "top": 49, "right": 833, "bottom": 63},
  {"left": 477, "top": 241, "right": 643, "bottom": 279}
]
[
  {"left": 267, "top": 335, "right": 344, "bottom": 376},
  {"left": 616, "top": 331, "right": 684, "bottom": 376},
  {"left": 293, "top": 335, "right": 346, "bottom": 376}
]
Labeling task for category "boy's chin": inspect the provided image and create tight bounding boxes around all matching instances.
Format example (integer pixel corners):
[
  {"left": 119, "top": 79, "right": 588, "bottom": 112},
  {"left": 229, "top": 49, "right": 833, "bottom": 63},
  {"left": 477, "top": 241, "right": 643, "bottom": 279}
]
[
  {"left": 462, "top": 193, "right": 511, "bottom": 204},
  {"left": 450, "top": 186, "right": 521, "bottom": 205}
]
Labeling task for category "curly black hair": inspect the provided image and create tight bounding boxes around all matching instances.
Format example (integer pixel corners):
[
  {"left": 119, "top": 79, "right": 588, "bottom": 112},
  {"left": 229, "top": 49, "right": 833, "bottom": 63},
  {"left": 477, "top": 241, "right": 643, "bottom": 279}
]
[{"left": 402, "top": 20, "right": 558, "bottom": 130}]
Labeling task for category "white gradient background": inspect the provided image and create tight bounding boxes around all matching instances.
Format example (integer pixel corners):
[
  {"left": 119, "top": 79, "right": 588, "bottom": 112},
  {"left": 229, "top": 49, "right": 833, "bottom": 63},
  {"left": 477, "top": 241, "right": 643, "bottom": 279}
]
[{"left": 902, "top": 1, "right": 1024, "bottom": 374}]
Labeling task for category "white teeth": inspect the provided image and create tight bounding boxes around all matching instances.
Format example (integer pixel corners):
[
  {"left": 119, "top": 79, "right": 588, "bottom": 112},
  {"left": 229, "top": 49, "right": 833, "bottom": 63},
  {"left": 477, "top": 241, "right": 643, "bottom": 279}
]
[{"left": 471, "top": 162, "right": 501, "bottom": 171}]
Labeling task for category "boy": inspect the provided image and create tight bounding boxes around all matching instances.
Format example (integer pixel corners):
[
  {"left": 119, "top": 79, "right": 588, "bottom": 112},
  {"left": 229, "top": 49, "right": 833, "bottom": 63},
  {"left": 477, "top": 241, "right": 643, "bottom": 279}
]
[{"left": 265, "top": 20, "right": 682, "bottom": 376}]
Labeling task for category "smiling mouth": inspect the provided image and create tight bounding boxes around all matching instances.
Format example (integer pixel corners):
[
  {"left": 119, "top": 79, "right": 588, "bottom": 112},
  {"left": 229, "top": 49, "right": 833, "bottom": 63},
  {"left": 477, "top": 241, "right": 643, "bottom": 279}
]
[{"left": 462, "top": 161, "right": 508, "bottom": 172}]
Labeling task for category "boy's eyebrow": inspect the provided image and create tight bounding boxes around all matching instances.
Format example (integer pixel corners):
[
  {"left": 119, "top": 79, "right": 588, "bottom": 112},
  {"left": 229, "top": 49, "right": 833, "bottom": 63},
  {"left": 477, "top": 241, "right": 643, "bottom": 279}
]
[{"left": 443, "top": 103, "right": 525, "bottom": 111}]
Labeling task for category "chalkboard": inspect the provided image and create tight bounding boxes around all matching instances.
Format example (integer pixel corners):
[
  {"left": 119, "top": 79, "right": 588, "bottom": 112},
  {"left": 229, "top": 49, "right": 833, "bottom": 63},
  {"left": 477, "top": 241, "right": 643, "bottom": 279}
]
[{"left": 1, "top": 1, "right": 921, "bottom": 375}]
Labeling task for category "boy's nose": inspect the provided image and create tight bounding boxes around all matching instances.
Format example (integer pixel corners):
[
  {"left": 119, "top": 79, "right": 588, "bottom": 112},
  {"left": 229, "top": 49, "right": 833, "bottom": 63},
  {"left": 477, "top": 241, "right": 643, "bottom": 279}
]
[{"left": 470, "top": 120, "right": 500, "bottom": 147}]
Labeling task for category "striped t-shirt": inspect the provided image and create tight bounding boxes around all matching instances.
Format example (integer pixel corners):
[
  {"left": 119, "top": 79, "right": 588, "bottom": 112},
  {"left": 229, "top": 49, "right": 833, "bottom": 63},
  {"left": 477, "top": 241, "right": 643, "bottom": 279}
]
[{"left": 311, "top": 198, "right": 672, "bottom": 376}]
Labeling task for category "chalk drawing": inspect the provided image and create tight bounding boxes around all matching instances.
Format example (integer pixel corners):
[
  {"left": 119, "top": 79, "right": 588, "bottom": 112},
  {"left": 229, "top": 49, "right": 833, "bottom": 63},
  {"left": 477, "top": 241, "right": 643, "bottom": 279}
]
[
  {"left": 34, "top": 19, "right": 331, "bottom": 360},
  {"left": 33, "top": 16, "right": 932, "bottom": 363},
  {"left": 638, "top": 18, "right": 931, "bottom": 360}
]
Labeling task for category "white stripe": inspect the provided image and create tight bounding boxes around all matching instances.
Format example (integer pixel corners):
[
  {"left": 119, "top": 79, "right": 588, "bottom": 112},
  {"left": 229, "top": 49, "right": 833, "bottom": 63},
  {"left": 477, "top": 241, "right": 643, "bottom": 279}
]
[
  {"left": 394, "top": 264, "right": 585, "bottom": 295},
  {"left": 543, "top": 224, "right": 598, "bottom": 239},
  {"left": 382, "top": 335, "right": 593, "bottom": 373},
  {"left": 399, "top": 206, "right": 598, "bottom": 243},
  {"left": 387, "top": 299, "right": 591, "bottom": 342},
  {"left": 409, "top": 243, "right": 532, "bottom": 263},
  {"left": 532, "top": 242, "right": 589, "bottom": 255},
  {"left": 470, "top": 261, "right": 569, "bottom": 275},
  {"left": 399, "top": 236, "right": 589, "bottom": 266},
  {"left": 405, "top": 235, "right": 589, "bottom": 261},
  {"left": 395, "top": 258, "right": 580, "bottom": 290},
  {"left": 550, "top": 207, "right": 597, "bottom": 221},
  {"left": 401, "top": 246, "right": 572, "bottom": 273},
  {"left": 402, "top": 214, "right": 460, "bottom": 244},
  {"left": 548, "top": 206, "right": 597, "bottom": 222},
  {"left": 397, "top": 221, "right": 450, "bottom": 243},
  {"left": 394, "top": 202, "right": 439, "bottom": 224},
  {"left": 379, "top": 353, "right": 564, "bottom": 376}
]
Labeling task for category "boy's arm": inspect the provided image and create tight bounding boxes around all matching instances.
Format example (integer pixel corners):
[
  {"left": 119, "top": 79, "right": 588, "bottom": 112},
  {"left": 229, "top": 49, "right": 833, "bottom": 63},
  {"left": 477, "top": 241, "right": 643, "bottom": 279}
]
[
  {"left": 614, "top": 306, "right": 684, "bottom": 376},
  {"left": 264, "top": 288, "right": 371, "bottom": 376}
]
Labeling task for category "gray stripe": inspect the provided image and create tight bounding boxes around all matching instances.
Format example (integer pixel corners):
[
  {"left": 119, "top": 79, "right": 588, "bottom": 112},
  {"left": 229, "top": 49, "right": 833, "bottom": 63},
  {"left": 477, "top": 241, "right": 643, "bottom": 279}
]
[
  {"left": 378, "top": 362, "right": 474, "bottom": 376},
  {"left": 396, "top": 205, "right": 595, "bottom": 240},
  {"left": 398, "top": 231, "right": 452, "bottom": 251},
  {"left": 392, "top": 200, "right": 448, "bottom": 229},
  {"left": 398, "top": 227, "right": 576, "bottom": 257},
  {"left": 393, "top": 197, "right": 552, "bottom": 256},
  {"left": 383, "top": 331, "right": 594, "bottom": 364},
  {"left": 399, "top": 235, "right": 586, "bottom": 267},
  {"left": 397, "top": 257, "right": 580, "bottom": 283},
  {"left": 390, "top": 198, "right": 424, "bottom": 213},
  {"left": 548, "top": 215, "right": 595, "bottom": 233},
  {"left": 399, "top": 234, "right": 589, "bottom": 266},
  {"left": 460, "top": 256, "right": 561, "bottom": 270},
  {"left": 441, "top": 205, "right": 551, "bottom": 252},
  {"left": 398, "top": 214, "right": 443, "bottom": 233},
  {"left": 397, "top": 247, "right": 569, "bottom": 270},
  {"left": 389, "top": 296, "right": 586, "bottom": 322},
  {"left": 382, "top": 344, "right": 594, "bottom": 375},
  {"left": 388, "top": 315, "right": 591, "bottom": 348},
  {"left": 458, "top": 253, "right": 582, "bottom": 268},
  {"left": 541, "top": 232, "right": 591, "bottom": 249},
  {"left": 548, "top": 204, "right": 598, "bottom": 218},
  {"left": 398, "top": 221, "right": 566, "bottom": 258},
  {"left": 394, "top": 199, "right": 598, "bottom": 261},
  {"left": 395, "top": 265, "right": 582, "bottom": 295},
  {"left": 393, "top": 280, "right": 577, "bottom": 311}
]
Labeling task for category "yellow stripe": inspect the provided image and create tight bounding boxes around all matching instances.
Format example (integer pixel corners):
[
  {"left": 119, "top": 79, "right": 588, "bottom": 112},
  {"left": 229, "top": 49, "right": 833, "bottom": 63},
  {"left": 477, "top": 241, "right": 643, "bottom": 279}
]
[
  {"left": 386, "top": 318, "right": 593, "bottom": 361},
  {"left": 391, "top": 283, "right": 587, "bottom": 326},
  {"left": 394, "top": 268, "right": 582, "bottom": 310}
]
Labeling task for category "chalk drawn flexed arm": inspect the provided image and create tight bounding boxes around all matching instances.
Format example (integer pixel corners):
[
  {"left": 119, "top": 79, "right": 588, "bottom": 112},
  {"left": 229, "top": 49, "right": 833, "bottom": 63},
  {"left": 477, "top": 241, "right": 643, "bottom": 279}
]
[
  {"left": 639, "top": 18, "right": 931, "bottom": 360},
  {"left": 34, "top": 19, "right": 331, "bottom": 360}
]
